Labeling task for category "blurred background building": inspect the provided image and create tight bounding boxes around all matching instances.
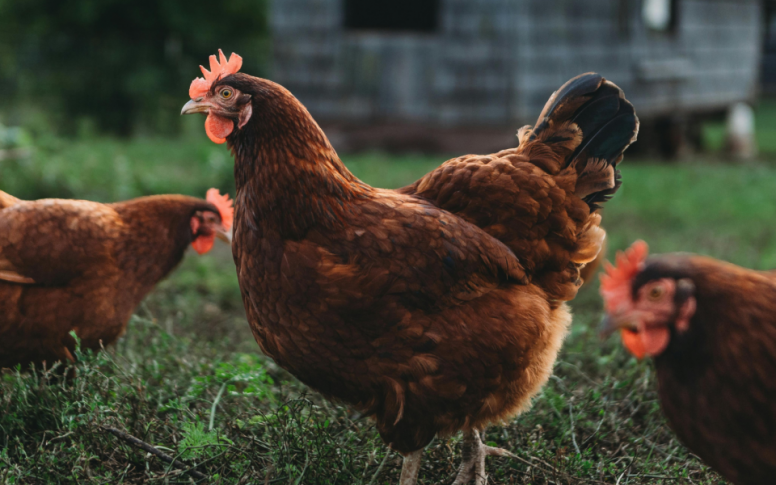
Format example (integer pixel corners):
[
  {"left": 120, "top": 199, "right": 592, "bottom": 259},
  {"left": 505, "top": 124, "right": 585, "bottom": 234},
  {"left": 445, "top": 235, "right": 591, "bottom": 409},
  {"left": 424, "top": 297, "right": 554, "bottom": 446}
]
[
  {"left": 0, "top": 0, "right": 770, "bottom": 157},
  {"left": 272, "top": 0, "right": 761, "bottom": 155}
]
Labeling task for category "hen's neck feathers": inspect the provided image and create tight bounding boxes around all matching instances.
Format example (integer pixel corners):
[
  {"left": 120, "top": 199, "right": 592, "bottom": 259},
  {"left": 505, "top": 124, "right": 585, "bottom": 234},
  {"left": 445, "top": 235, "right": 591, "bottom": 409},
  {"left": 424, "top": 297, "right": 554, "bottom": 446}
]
[
  {"left": 111, "top": 196, "right": 208, "bottom": 295},
  {"left": 227, "top": 77, "right": 372, "bottom": 237}
]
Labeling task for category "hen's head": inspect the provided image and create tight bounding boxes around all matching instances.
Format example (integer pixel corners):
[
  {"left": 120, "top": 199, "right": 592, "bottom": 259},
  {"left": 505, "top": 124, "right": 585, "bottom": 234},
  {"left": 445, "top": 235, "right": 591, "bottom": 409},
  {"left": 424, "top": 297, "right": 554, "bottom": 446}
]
[
  {"left": 599, "top": 241, "right": 697, "bottom": 359},
  {"left": 181, "top": 49, "right": 305, "bottom": 147},
  {"left": 179, "top": 50, "right": 253, "bottom": 144},
  {"left": 190, "top": 188, "right": 234, "bottom": 254}
]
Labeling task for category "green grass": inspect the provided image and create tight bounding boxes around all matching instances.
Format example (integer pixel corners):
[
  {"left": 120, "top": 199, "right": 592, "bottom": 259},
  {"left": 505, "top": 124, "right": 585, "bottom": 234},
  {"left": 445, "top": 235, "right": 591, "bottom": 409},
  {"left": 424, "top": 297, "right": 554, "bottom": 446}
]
[{"left": 8, "top": 132, "right": 776, "bottom": 483}]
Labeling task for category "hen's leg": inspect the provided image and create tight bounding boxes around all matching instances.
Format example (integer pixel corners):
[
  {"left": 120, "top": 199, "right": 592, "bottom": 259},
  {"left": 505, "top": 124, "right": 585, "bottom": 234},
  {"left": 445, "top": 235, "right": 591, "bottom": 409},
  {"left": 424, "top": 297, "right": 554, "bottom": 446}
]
[
  {"left": 451, "top": 430, "right": 515, "bottom": 485},
  {"left": 399, "top": 449, "right": 423, "bottom": 485}
]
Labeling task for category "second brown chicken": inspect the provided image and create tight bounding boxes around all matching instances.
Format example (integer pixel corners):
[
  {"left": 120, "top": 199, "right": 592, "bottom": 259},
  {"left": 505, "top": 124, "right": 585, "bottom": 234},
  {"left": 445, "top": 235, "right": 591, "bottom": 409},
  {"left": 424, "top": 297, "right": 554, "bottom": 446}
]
[
  {"left": 601, "top": 241, "right": 776, "bottom": 485},
  {"left": 0, "top": 188, "right": 233, "bottom": 371}
]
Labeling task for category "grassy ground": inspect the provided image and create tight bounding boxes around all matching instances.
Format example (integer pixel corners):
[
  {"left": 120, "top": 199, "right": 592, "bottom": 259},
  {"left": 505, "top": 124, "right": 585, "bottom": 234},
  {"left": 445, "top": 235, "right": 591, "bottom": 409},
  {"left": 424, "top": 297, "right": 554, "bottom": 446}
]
[{"left": 4, "top": 121, "right": 776, "bottom": 483}]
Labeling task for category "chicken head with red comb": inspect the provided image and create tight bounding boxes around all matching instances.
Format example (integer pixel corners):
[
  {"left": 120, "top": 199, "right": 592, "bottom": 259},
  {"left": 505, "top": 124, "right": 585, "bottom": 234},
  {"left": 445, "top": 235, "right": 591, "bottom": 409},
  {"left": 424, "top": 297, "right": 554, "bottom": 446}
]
[
  {"left": 600, "top": 240, "right": 697, "bottom": 359},
  {"left": 600, "top": 240, "right": 650, "bottom": 358},
  {"left": 182, "top": 50, "right": 251, "bottom": 144},
  {"left": 190, "top": 188, "right": 234, "bottom": 254}
]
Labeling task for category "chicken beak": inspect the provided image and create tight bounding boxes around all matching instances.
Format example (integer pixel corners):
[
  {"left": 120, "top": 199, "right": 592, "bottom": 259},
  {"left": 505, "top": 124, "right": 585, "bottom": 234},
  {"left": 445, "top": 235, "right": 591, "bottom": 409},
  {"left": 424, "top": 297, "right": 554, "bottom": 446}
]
[
  {"left": 215, "top": 227, "right": 232, "bottom": 244},
  {"left": 181, "top": 98, "right": 211, "bottom": 115},
  {"left": 599, "top": 311, "right": 638, "bottom": 339}
]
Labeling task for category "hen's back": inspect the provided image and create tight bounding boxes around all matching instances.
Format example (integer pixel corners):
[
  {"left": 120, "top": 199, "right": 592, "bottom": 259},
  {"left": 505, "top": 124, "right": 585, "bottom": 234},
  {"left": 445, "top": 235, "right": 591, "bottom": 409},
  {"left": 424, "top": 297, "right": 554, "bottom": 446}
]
[{"left": 400, "top": 73, "right": 638, "bottom": 301}]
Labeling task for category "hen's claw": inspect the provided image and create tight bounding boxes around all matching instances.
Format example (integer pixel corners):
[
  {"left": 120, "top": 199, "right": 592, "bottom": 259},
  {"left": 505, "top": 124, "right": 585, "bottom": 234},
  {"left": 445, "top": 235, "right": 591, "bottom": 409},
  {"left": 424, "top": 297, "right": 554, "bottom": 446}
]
[{"left": 451, "top": 430, "right": 516, "bottom": 485}]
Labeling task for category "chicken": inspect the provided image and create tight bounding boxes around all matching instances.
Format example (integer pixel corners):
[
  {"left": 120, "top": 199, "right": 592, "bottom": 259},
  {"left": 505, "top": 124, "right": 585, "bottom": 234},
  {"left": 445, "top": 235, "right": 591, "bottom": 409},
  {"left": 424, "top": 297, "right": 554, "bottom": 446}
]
[
  {"left": 0, "top": 188, "right": 233, "bottom": 370},
  {"left": 181, "top": 50, "right": 638, "bottom": 484},
  {"left": 600, "top": 241, "right": 776, "bottom": 485}
]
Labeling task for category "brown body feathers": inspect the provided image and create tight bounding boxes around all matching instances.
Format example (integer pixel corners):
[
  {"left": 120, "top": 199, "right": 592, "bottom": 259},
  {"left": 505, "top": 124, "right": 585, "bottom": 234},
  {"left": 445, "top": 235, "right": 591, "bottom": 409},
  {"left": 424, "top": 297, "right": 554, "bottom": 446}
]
[
  {"left": 217, "top": 72, "right": 637, "bottom": 453},
  {"left": 0, "top": 192, "right": 225, "bottom": 370}
]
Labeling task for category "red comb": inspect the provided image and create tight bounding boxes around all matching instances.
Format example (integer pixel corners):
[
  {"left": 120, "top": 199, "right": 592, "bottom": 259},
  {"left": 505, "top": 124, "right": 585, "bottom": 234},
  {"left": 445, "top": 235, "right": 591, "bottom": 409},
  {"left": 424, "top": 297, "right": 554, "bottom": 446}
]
[
  {"left": 207, "top": 188, "right": 234, "bottom": 230},
  {"left": 189, "top": 49, "right": 243, "bottom": 99},
  {"left": 600, "top": 240, "right": 648, "bottom": 313}
]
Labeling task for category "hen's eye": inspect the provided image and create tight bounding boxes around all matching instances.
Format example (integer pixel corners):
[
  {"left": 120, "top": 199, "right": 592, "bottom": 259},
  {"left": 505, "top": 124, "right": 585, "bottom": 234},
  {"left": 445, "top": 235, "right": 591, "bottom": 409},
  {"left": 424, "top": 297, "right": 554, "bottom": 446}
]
[
  {"left": 221, "top": 89, "right": 233, "bottom": 99},
  {"left": 649, "top": 286, "right": 664, "bottom": 300}
]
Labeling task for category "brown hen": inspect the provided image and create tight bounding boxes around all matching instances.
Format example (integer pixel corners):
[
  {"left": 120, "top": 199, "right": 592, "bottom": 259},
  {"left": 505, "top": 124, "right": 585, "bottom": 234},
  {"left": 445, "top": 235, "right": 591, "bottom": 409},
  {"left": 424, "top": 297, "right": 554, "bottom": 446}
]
[
  {"left": 602, "top": 242, "right": 776, "bottom": 485},
  {"left": 182, "top": 50, "right": 637, "bottom": 484},
  {"left": 0, "top": 189, "right": 232, "bottom": 371}
]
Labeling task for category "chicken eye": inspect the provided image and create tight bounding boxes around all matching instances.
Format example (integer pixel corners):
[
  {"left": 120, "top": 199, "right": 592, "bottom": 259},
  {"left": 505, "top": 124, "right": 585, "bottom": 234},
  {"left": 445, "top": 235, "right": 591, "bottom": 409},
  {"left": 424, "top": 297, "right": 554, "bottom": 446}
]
[
  {"left": 648, "top": 286, "right": 664, "bottom": 300},
  {"left": 220, "top": 89, "right": 233, "bottom": 99}
]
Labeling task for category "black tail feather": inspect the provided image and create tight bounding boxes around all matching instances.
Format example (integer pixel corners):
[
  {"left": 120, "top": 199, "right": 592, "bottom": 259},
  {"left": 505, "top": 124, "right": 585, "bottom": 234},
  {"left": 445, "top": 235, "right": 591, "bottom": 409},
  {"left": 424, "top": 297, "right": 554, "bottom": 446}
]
[
  {"left": 572, "top": 112, "right": 639, "bottom": 165},
  {"left": 584, "top": 169, "right": 622, "bottom": 208},
  {"left": 532, "top": 73, "right": 638, "bottom": 209},
  {"left": 532, "top": 73, "right": 604, "bottom": 136}
]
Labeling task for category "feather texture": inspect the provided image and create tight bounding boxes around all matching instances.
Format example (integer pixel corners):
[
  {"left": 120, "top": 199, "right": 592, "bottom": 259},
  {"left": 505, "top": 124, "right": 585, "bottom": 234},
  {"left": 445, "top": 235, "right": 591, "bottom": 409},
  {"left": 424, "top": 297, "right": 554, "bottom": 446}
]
[
  {"left": 402, "top": 73, "right": 638, "bottom": 302},
  {"left": 0, "top": 193, "right": 225, "bottom": 370},
  {"left": 213, "top": 71, "right": 638, "bottom": 454}
]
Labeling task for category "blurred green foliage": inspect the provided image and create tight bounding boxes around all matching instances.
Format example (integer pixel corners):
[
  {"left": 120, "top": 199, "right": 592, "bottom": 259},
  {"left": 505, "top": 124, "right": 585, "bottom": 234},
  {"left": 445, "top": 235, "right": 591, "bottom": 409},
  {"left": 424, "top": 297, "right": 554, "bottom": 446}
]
[
  {"left": 0, "top": 123, "right": 32, "bottom": 149},
  {"left": 0, "top": 0, "right": 269, "bottom": 136}
]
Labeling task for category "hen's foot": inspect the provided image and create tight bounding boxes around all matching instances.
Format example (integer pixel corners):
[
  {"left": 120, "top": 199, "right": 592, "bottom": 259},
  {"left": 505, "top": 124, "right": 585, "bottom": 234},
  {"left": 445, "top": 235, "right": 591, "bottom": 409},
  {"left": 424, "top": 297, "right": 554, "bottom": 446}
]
[{"left": 451, "top": 430, "right": 515, "bottom": 485}]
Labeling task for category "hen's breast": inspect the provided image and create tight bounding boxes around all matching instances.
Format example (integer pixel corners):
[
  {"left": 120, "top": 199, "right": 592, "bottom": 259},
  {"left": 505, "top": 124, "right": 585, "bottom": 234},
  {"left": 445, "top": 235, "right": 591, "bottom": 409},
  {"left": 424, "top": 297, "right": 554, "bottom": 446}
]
[{"left": 234, "top": 222, "right": 571, "bottom": 453}]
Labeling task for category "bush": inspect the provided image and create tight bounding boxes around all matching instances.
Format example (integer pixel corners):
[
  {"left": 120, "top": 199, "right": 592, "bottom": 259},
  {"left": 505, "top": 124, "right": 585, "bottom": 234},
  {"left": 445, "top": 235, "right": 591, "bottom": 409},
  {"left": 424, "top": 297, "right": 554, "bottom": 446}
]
[{"left": 0, "top": 0, "right": 269, "bottom": 136}]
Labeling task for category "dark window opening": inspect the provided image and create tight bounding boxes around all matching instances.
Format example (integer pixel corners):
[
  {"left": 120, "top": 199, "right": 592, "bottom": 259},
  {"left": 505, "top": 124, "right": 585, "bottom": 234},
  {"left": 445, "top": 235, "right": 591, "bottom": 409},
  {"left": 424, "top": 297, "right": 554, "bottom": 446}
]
[
  {"left": 344, "top": 0, "right": 439, "bottom": 33},
  {"left": 617, "top": 0, "right": 631, "bottom": 39},
  {"left": 762, "top": 0, "right": 776, "bottom": 93}
]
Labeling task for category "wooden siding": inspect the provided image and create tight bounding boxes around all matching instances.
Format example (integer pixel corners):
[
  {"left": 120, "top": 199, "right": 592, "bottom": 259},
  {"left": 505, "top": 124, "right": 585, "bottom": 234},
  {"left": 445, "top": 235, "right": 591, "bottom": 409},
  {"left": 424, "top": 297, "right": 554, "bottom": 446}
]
[{"left": 271, "top": 0, "right": 762, "bottom": 127}]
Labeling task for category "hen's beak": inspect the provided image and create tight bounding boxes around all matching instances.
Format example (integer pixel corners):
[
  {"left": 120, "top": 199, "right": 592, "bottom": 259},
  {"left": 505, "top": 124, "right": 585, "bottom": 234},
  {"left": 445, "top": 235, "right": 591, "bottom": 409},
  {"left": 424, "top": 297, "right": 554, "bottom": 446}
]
[
  {"left": 181, "top": 98, "right": 211, "bottom": 115},
  {"left": 215, "top": 226, "right": 232, "bottom": 244},
  {"left": 599, "top": 312, "right": 638, "bottom": 339}
]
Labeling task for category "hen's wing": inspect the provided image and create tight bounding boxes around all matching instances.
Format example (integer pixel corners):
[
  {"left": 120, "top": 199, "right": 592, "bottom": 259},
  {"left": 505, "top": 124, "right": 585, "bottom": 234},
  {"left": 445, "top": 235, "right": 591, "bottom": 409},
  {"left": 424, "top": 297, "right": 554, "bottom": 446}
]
[
  {"left": 0, "top": 199, "right": 121, "bottom": 285},
  {"left": 236, "top": 189, "right": 525, "bottom": 360},
  {"left": 399, "top": 73, "right": 638, "bottom": 301},
  {"left": 324, "top": 192, "right": 526, "bottom": 306},
  {"left": 236, "top": 190, "right": 525, "bottom": 316}
]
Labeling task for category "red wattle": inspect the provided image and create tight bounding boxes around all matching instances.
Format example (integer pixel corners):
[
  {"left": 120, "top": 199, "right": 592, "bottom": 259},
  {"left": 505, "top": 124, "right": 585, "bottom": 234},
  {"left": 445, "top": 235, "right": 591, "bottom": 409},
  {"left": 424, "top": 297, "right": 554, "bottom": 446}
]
[
  {"left": 192, "top": 234, "right": 215, "bottom": 255},
  {"left": 205, "top": 114, "right": 233, "bottom": 144},
  {"left": 621, "top": 329, "right": 646, "bottom": 359},
  {"left": 621, "top": 326, "right": 670, "bottom": 359},
  {"left": 641, "top": 326, "right": 670, "bottom": 357}
]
